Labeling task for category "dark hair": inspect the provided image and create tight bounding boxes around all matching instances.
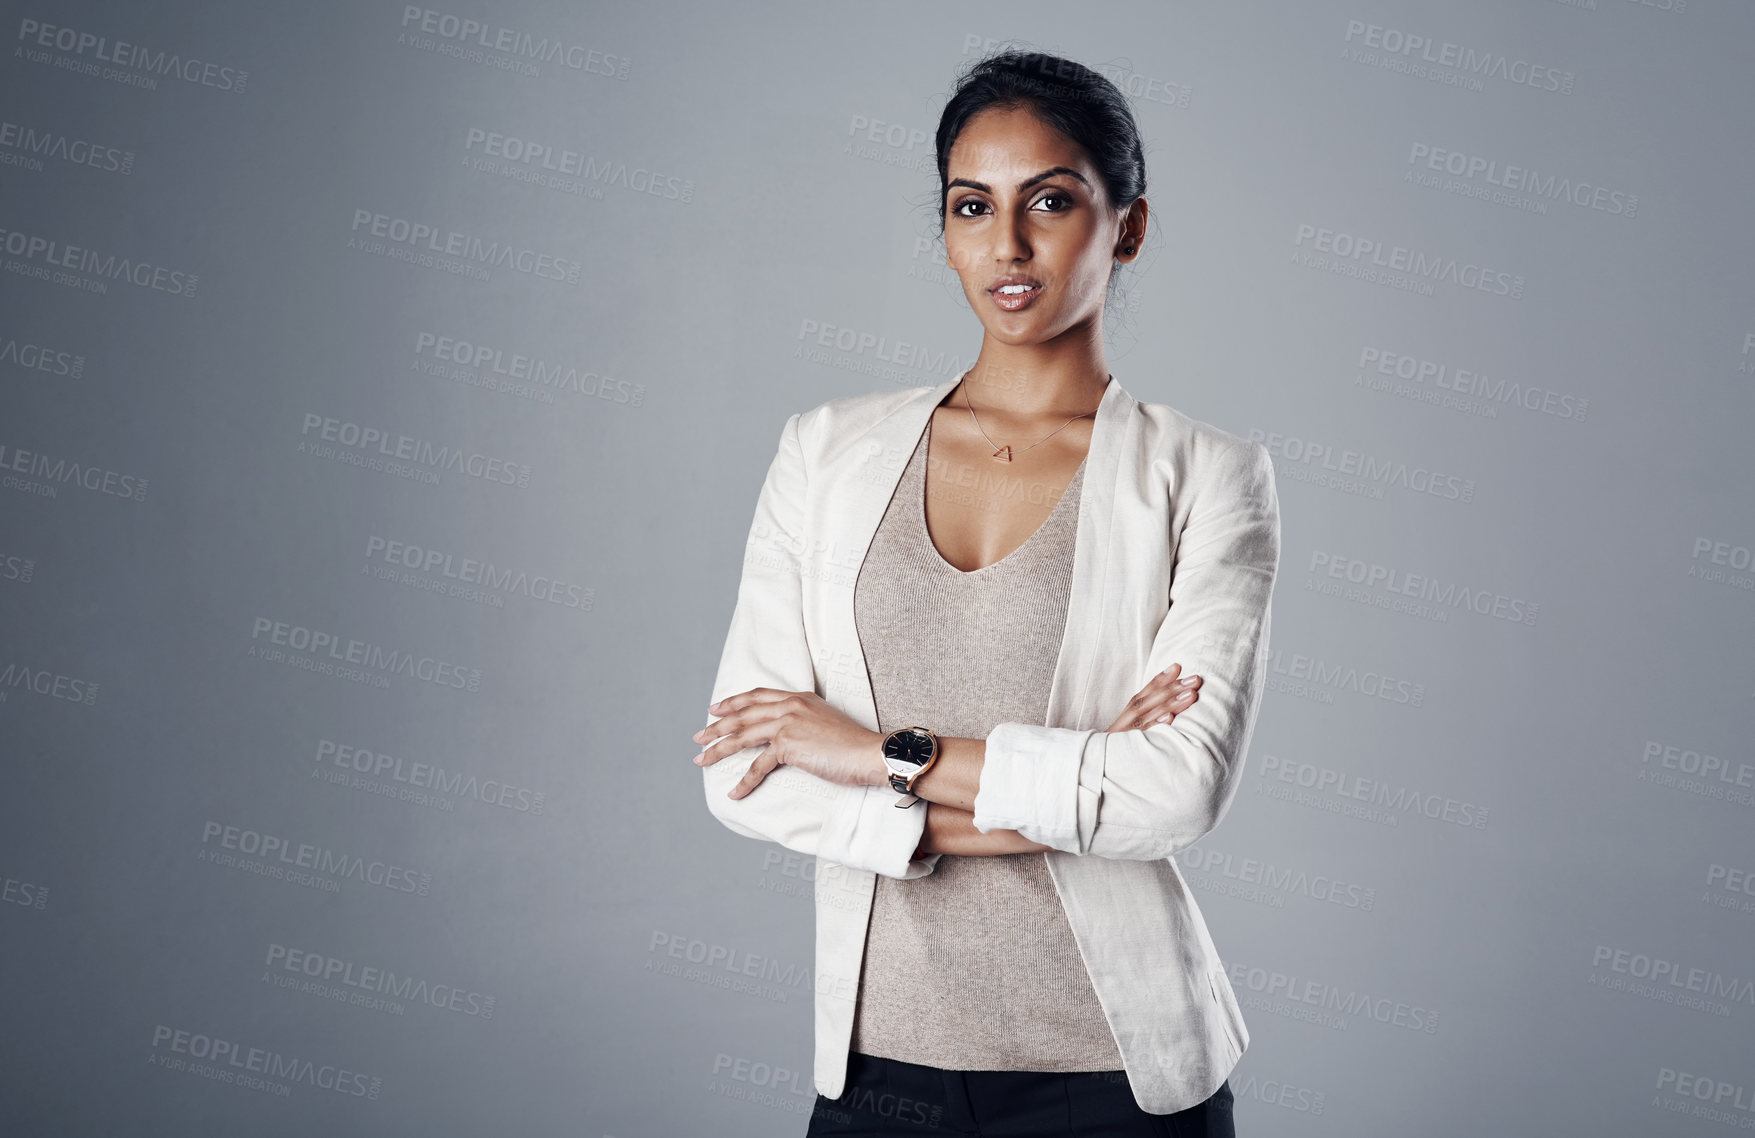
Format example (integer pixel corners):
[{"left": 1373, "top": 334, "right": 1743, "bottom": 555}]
[{"left": 934, "top": 50, "right": 1148, "bottom": 239}]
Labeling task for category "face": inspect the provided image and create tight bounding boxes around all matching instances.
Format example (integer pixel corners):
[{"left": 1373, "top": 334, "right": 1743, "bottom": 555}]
[{"left": 942, "top": 104, "right": 1143, "bottom": 348}]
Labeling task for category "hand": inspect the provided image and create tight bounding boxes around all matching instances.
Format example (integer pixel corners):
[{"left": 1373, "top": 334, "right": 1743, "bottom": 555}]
[
  {"left": 694, "top": 687, "right": 885, "bottom": 800},
  {"left": 1105, "top": 662, "right": 1201, "bottom": 732}
]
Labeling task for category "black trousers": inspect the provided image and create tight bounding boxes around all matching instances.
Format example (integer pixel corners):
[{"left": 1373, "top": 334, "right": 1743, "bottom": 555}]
[{"left": 804, "top": 1051, "right": 1235, "bottom": 1137}]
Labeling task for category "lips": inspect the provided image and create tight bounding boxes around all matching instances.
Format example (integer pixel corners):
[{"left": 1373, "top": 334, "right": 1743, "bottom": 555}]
[{"left": 988, "top": 276, "right": 1043, "bottom": 312}]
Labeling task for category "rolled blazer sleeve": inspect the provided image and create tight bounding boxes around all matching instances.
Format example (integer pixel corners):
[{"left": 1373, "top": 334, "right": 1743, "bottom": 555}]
[
  {"left": 701, "top": 411, "right": 936, "bottom": 880},
  {"left": 972, "top": 439, "right": 1281, "bottom": 859}
]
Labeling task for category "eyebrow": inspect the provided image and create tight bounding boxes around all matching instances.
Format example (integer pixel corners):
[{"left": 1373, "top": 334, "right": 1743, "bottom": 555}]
[{"left": 945, "top": 166, "right": 1092, "bottom": 196}]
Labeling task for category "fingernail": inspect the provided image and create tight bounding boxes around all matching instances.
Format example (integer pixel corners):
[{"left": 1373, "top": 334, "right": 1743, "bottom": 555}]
[{"left": 693, "top": 753, "right": 706, "bottom": 764}]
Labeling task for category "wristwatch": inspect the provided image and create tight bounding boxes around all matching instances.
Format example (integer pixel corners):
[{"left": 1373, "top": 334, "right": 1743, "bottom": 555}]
[{"left": 880, "top": 726, "right": 940, "bottom": 808}]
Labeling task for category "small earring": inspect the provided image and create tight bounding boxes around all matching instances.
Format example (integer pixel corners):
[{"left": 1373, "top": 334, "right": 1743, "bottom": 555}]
[{"left": 1123, "top": 245, "right": 1135, "bottom": 255}]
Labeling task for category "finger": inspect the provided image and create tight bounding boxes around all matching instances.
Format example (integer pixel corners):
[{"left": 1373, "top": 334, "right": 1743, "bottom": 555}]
[
  {"left": 729, "top": 750, "right": 780, "bottom": 799},
  {"left": 695, "top": 700, "right": 794, "bottom": 763},
  {"left": 1147, "top": 681, "right": 1200, "bottom": 707},
  {"left": 1112, "top": 669, "right": 1206, "bottom": 730},
  {"left": 1139, "top": 687, "right": 1201, "bottom": 726},
  {"left": 695, "top": 715, "right": 735, "bottom": 748},
  {"left": 696, "top": 720, "right": 773, "bottom": 766},
  {"left": 708, "top": 687, "right": 797, "bottom": 716},
  {"left": 706, "top": 693, "right": 808, "bottom": 741},
  {"left": 1145, "top": 670, "right": 1199, "bottom": 702},
  {"left": 1149, "top": 697, "right": 1195, "bottom": 726},
  {"left": 1137, "top": 665, "right": 1182, "bottom": 699},
  {"left": 1123, "top": 665, "right": 1188, "bottom": 713}
]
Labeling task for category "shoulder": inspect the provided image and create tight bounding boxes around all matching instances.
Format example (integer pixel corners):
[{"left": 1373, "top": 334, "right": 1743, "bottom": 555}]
[
  {"left": 1131, "top": 395, "right": 1271, "bottom": 481},
  {"left": 791, "top": 383, "right": 938, "bottom": 459}
]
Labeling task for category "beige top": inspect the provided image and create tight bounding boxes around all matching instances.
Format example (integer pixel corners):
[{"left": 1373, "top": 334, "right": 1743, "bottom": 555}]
[{"left": 849, "top": 418, "right": 1124, "bottom": 1071}]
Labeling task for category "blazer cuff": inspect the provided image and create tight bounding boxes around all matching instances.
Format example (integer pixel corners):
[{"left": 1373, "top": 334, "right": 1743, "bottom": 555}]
[
  {"left": 972, "top": 722, "right": 1092, "bottom": 854},
  {"left": 825, "top": 783, "right": 935, "bottom": 879}
]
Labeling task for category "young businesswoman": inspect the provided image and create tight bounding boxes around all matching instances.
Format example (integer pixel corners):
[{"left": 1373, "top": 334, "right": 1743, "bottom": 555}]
[{"left": 695, "top": 50, "right": 1280, "bottom": 1136}]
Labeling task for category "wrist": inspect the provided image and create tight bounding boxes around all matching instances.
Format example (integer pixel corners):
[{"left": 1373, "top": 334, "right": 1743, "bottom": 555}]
[
  {"left": 867, "top": 731, "right": 890, "bottom": 787},
  {"left": 876, "top": 726, "right": 942, "bottom": 799}
]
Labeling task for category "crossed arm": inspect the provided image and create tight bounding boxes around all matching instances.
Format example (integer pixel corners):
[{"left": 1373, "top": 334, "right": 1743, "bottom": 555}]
[
  {"left": 698, "top": 411, "right": 1279, "bottom": 879},
  {"left": 698, "top": 666, "right": 1206, "bottom": 858},
  {"left": 906, "top": 665, "right": 1206, "bottom": 855}
]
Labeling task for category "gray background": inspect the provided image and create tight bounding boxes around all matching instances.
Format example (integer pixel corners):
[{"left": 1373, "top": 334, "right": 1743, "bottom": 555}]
[{"left": 2, "top": 1, "right": 1752, "bottom": 1135}]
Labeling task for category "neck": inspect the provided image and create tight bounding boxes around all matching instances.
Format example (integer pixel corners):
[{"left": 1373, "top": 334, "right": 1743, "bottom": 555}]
[{"left": 953, "top": 335, "right": 1111, "bottom": 422}]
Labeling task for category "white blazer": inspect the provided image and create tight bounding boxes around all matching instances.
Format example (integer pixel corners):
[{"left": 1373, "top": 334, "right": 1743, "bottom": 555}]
[{"left": 700, "top": 370, "right": 1281, "bottom": 1115}]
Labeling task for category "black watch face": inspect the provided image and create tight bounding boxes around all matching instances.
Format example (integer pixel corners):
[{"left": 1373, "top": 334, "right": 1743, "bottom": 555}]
[{"left": 885, "top": 729, "right": 934, "bottom": 765}]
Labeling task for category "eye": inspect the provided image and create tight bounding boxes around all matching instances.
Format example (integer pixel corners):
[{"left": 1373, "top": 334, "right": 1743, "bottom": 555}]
[
  {"left": 951, "top": 198, "right": 989, "bottom": 218},
  {"left": 1034, "top": 192, "right": 1071, "bottom": 212}
]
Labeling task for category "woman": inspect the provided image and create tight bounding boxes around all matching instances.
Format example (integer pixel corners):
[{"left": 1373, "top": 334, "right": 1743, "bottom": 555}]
[{"left": 694, "top": 50, "right": 1279, "bottom": 1135}]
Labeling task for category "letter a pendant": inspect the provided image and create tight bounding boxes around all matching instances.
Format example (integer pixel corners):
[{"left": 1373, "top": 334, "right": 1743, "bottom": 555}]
[{"left": 991, "top": 445, "right": 1012, "bottom": 461}]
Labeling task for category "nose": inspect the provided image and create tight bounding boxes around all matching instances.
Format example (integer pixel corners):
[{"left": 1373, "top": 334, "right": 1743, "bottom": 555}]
[{"left": 991, "top": 202, "right": 1031, "bottom": 265}]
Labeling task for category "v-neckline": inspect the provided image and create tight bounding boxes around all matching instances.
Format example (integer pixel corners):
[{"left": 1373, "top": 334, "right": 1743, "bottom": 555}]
[{"left": 917, "top": 418, "right": 1088, "bottom": 577}]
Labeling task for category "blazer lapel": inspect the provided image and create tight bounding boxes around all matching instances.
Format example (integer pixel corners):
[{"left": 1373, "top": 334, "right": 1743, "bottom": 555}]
[
  {"left": 1051, "top": 376, "right": 1135, "bottom": 731},
  {"left": 815, "top": 372, "right": 1137, "bottom": 736}
]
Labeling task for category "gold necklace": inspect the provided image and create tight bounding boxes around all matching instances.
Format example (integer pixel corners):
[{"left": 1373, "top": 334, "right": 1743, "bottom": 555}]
[{"left": 961, "top": 374, "right": 1108, "bottom": 461}]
